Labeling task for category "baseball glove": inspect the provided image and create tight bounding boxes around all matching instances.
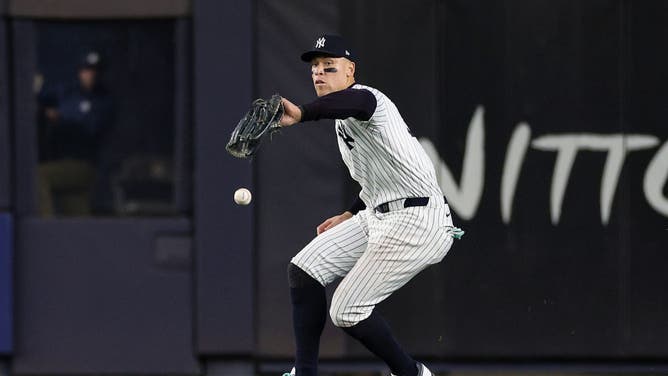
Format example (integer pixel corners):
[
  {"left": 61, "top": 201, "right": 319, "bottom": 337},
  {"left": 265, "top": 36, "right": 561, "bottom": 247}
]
[{"left": 226, "top": 94, "right": 284, "bottom": 158}]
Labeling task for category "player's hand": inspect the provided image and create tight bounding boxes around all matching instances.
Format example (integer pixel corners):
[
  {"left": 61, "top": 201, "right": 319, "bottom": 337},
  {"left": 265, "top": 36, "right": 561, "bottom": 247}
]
[
  {"left": 279, "top": 97, "right": 302, "bottom": 127},
  {"left": 316, "top": 211, "right": 353, "bottom": 235}
]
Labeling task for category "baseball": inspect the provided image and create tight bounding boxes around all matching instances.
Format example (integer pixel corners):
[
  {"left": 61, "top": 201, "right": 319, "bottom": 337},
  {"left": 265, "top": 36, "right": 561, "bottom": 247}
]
[{"left": 234, "top": 188, "right": 252, "bottom": 205}]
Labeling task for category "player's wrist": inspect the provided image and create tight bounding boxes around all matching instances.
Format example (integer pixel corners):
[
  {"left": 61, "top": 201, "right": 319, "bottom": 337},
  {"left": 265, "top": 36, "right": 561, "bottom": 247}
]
[{"left": 297, "top": 105, "right": 305, "bottom": 123}]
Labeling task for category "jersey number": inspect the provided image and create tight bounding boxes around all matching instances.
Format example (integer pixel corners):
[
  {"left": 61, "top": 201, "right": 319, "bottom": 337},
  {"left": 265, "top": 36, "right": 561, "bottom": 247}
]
[{"left": 337, "top": 127, "right": 355, "bottom": 150}]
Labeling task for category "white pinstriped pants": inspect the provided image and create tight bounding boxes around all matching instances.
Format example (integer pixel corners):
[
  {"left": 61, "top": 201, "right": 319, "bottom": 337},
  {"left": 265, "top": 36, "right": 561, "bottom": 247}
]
[{"left": 291, "top": 197, "right": 454, "bottom": 327}]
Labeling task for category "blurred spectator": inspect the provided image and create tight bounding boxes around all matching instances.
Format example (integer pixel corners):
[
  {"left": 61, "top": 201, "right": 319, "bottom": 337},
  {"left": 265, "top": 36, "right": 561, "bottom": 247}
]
[{"left": 37, "top": 51, "right": 115, "bottom": 217}]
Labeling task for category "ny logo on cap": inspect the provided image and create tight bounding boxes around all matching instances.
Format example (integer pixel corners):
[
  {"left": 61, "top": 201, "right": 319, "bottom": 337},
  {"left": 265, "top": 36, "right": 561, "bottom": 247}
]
[
  {"left": 315, "top": 37, "right": 326, "bottom": 48},
  {"left": 87, "top": 52, "right": 100, "bottom": 65}
]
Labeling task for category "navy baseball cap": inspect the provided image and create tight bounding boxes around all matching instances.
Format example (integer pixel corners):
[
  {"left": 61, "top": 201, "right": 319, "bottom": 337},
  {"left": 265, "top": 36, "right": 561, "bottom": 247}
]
[{"left": 301, "top": 34, "right": 355, "bottom": 62}]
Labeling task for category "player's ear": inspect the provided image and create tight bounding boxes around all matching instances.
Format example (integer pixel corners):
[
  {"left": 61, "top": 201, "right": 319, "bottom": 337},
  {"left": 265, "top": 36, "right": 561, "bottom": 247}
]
[{"left": 347, "top": 60, "right": 355, "bottom": 77}]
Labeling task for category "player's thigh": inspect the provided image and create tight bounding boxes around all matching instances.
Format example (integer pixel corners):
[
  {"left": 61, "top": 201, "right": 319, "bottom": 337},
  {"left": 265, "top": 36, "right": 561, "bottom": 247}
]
[
  {"left": 330, "top": 207, "right": 453, "bottom": 326},
  {"left": 291, "top": 212, "right": 369, "bottom": 286},
  {"left": 369, "top": 205, "right": 455, "bottom": 265}
]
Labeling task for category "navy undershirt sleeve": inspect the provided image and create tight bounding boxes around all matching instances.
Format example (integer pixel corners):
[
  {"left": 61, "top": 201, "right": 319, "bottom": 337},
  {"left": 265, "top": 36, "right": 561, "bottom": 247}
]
[
  {"left": 300, "top": 88, "right": 377, "bottom": 122},
  {"left": 347, "top": 196, "right": 366, "bottom": 214}
]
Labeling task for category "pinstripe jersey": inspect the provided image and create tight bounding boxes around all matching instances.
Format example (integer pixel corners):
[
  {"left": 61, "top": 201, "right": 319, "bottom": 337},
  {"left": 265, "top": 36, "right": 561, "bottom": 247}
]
[
  {"left": 335, "top": 84, "right": 443, "bottom": 209},
  {"left": 292, "top": 83, "right": 461, "bottom": 330}
]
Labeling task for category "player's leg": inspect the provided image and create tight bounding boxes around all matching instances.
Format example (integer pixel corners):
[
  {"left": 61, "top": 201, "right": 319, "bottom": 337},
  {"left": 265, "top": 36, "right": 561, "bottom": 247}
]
[
  {"left": 287, "top": 211, "right": 369, "bottom": 376},
  {"left": 286, "top": 263, "right": 326, "bottom": 376},
  {"left": 330, "top": 205, "right": 454, "bottom": 376}
]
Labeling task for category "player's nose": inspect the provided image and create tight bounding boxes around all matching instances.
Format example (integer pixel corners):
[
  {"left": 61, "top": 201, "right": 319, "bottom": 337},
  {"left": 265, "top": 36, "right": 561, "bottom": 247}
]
[{"left": 311, "top": 64, "right": 324, "bottom": 75}]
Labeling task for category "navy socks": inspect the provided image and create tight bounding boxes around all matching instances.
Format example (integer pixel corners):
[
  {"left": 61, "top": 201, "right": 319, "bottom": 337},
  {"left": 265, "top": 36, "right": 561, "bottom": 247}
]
[
  {"left": 341, "top": 311, "right": 418, "bottom": 376},
  {"left": 288, "top": 263, "right": 416, "bottom": 376},
  {"left": 289, "top": 264, "right": 327, "bottom": 376}
]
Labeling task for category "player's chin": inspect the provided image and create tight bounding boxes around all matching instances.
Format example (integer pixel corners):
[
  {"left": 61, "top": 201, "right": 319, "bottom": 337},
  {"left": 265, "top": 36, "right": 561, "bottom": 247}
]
[{"left": 314, "top": 85, "right": 330, "bottom": 97}]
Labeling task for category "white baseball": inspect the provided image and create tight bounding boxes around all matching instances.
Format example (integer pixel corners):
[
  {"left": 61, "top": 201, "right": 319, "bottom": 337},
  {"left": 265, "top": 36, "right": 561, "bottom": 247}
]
[{"left": 234, "top": 188, "right": 252, "bottom": 205}]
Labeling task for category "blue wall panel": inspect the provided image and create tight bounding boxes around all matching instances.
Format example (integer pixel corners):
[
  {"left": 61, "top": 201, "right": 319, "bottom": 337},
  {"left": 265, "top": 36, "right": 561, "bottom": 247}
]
[
  {"left": 0, "top": 213, "right": 12, "bottom": 354},
  {"left": 13, "top": 219, "right": 198, "bottom": 374}
]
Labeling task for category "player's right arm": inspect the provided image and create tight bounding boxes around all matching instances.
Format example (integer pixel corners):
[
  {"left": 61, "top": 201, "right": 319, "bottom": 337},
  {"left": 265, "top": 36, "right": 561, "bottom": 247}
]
[
  {"left": 316, "top": 211, "right": 353, "bottom": 235},
  {"left": 316, "top": 196, "right": 366, "bottom": 235}
]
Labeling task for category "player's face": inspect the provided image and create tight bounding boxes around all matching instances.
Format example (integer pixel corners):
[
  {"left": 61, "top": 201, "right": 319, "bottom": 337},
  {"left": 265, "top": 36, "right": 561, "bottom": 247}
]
[{"left": 310, "top": 56, "right": 355, "bottom": 97}]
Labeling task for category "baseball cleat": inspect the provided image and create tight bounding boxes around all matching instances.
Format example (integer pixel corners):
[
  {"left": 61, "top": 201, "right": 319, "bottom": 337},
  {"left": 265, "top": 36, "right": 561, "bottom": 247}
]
[
  {"left": 417, "top": 362, "right": 433, "bottom": 376},
  {"left": 390, "top": 362, "right": 433, "bottom": 376},
  {"left": 281, "top": 367, "right": 295, "bottom": 376}
]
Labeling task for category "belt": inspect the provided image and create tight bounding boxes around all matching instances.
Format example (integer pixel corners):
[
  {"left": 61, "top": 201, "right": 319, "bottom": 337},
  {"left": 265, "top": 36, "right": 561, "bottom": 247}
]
[{"left": 374, "top": 196, "right": 447, "bottom": 214}]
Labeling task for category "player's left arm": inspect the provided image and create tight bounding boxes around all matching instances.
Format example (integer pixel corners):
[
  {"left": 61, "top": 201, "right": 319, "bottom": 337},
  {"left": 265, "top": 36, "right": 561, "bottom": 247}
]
[
  {"left": 280, "top": 88, "right": 376, "bottom": 127},
  {"left": 280, "top": 98, "right": 303, "bottom": 126}
]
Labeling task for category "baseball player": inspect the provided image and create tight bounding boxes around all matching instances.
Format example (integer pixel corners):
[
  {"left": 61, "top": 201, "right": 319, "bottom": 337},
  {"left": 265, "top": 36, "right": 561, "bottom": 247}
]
[{"left": 279, "top": 35, "right": 462, "bottom": 376}]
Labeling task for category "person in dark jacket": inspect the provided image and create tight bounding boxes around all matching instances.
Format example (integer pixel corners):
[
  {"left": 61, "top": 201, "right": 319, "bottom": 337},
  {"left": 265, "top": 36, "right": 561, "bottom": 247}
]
[{"left": 37, "top": 51, "right": 114, "bottom": 216}]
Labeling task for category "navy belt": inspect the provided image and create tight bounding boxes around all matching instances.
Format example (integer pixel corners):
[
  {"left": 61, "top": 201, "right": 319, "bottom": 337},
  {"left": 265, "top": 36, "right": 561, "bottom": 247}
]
[{"left": 374, "top": 196, "right": 447, "bottom": 214}]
